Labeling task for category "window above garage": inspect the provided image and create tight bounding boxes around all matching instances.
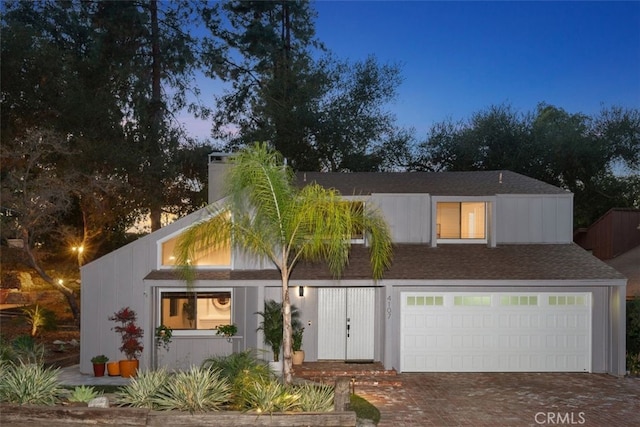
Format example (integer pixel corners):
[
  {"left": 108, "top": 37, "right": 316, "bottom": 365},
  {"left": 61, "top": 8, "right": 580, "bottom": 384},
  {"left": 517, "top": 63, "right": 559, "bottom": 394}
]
[{"left": 436, "top": 201, "right": 488, "bottom": 244}]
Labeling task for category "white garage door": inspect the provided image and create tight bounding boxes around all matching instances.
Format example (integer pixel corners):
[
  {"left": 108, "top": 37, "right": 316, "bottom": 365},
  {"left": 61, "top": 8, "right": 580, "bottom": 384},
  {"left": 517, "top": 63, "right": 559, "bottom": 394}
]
[{"left": 400, "top": 292, "right": 591, "bottom": 372}]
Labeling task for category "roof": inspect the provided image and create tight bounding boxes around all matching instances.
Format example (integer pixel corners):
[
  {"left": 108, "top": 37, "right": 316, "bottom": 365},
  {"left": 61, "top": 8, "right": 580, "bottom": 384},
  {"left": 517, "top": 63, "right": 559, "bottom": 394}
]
[
  {"left": 145, "top": 243, "right": 624, "bottom": 282},
  {"left": 606, "top": 245, "right": 640, "bottom": 297},
  {"left": 295, "top": 170, "right": 568, "bottom": 196}
]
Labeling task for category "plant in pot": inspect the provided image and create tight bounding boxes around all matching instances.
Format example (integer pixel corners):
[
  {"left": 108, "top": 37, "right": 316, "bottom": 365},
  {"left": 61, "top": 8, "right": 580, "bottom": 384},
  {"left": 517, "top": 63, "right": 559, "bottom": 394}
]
[
  {"left": 155, "top": 324, "right": 173, "bottom": 351},
  {"left": 90, "top": 355, "right": 109, "bottom": 377},
  {"left": 292, "top": 326, "right": 305, "bottom": 365},
  {"left": 256, "top": 299, "right": 301, "bottom": 373},
  {"left": 216, "top": 324, "right": 237, "bottom": 342},
  {"left": 109, "top": 307, "right": 143, "bottom": 378}
]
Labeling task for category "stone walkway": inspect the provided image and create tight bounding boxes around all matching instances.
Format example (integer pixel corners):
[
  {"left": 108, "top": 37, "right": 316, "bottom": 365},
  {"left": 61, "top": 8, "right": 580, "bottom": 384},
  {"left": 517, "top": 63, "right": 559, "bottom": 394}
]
[{"left": 355, "top": 372, "right": 640, "bottom": 427}]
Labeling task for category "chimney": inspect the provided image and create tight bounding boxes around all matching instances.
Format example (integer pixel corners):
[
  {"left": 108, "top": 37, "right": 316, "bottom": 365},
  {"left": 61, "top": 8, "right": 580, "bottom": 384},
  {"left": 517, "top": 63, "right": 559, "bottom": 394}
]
[{"left": 208, "top": 152, "right": 233, "bottom": 204}]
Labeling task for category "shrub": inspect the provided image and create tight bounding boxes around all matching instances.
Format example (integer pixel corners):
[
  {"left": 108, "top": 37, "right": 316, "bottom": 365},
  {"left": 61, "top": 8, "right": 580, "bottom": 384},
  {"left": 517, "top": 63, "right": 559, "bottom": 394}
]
[
  {"left": 627, "top": 297, "right": 640, "bottom": 354},
  {"left": 11, "top": 334, "right": 45, "bottom": 364},
  {"left": 151, "top": 366, "right": 231, "bottom": 412},
  {"left": 0, "top": 335, "right": 17, "bottom": 363},
  {"left": 109, "top": 307, "right": 144, "bottom": 360},
  {"left": 115, "top": 368, "right": 170, "bottom": 408},
  {"left": 350, "top": 393, "right": 381, "bottom": 424},
  {"left": 202, "top": 350, "right": 273, "bottom": 409},
  {"left": 68, "top": 385, "right": 101, "bottom": 403},
  {"left": 626, "top": 352, "right": 640, "bottom": 376},
  {"left": 243, "top": 377, "right": 299, "bottom": 413},
  {"left": 294, "top": 382, "right": 334, "bottom": 412},
  {"left": 0, "top": 362, "right": 61, "bottom": 405}
]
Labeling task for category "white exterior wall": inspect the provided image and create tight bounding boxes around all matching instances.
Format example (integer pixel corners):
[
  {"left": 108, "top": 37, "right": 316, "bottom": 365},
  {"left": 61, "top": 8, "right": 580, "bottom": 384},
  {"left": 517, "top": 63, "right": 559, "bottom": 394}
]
[
  {"left": 81, "top": 207, "right": 231, "bottom": 374},
  {"left": 496, "top": 194, "right": 573, "bottom": 244},
  {"left": 371, "top": 194, "right": 431, "bottom": 243}
]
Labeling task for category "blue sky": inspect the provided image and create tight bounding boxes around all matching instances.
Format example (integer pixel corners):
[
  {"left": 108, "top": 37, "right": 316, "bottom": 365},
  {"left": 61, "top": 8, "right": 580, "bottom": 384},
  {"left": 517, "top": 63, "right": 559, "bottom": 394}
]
[{"left": 184, "top": 0, "right": 640, "bottom": 141}]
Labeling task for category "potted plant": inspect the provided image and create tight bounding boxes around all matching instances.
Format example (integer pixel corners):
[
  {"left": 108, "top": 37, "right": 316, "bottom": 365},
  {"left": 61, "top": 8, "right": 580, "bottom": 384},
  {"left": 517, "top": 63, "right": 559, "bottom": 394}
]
[
  {"left": 292, "top": 326, "right": 305, "bottom": 365},
  {"left": 109, "top": 307, "right": 143, "bottom": 378},
  {"left": 155, "top": 324, "right": 173, "bottom": 351},
  {"left": 90, "top": 355, "right": 108, "bottom": 377},
  {"left": 216, "top": 324, "right": 237, "bottom": 342},
  {"left": 256, "top": 300, "right": 301, "bottom": 373}
]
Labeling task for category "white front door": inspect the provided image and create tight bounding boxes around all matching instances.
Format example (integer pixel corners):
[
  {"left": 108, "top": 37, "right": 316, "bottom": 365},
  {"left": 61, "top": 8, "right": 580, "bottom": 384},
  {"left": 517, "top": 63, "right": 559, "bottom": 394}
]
[
  {"left": 318, "top": 288, "right": 375, "bottom": 361},
  {"left": 400, "top": 292, "right": 592, "bottom": 372}
]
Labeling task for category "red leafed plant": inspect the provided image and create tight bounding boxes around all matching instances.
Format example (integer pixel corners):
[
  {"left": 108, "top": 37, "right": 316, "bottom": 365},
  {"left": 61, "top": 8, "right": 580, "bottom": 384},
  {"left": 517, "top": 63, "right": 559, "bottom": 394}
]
[{"left": 109, "top": 307, "right": 144, "bottom": 360}]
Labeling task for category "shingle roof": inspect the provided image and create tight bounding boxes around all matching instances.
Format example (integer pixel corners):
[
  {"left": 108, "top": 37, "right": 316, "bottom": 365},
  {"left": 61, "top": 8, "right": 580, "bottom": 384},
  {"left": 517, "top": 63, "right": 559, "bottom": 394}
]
[
  {"left": 145, "top": 243, "right": 624, "bottom": 282},
  {"left": 295, "top": 170, "right": 568, "bottom": 196}
]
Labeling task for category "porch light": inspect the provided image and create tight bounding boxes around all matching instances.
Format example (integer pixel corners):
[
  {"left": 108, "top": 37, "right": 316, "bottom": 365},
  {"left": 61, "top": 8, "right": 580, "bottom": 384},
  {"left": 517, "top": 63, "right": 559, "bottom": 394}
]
[{"left": 298, "top": 286, "right": 304, "bottom": 297}]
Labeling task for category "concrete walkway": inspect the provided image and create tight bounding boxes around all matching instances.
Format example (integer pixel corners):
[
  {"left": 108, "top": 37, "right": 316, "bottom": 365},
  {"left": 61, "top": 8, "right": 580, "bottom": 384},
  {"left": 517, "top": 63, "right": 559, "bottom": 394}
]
[{"left": 57, "top": 364, "right": 130, "bottom": 386}]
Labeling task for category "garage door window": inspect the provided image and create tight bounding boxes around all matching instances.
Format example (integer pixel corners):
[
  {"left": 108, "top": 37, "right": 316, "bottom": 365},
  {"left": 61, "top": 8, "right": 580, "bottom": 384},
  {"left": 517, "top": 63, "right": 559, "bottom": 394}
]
[
  {"left": 500, "top": 295, "right": 538, "bottom": 306},
  {"left": 453, "top": 295, "right": 491, "bottom": 306},
  {"left": 549, "top": 295, "right": 586, "bottom": 306},
  {"left": 407, "top": 295, "right": 444, "bottom": 306}
]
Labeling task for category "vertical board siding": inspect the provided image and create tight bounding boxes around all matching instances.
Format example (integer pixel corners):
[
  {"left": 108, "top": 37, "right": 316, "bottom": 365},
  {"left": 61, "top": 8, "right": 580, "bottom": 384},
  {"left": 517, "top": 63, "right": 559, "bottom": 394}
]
[
  {"left": 346, "top": 288, "right": 375, "bottom": 361},
  {"left": 318, "top": 289, "right": 347, "bottom": 359}
]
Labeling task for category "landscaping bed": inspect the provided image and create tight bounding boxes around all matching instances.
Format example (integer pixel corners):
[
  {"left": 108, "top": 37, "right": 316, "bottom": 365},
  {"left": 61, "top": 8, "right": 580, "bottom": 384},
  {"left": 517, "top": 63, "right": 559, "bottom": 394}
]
[{"left": 0, "top": 404, "right": 357, "bottom": 427}]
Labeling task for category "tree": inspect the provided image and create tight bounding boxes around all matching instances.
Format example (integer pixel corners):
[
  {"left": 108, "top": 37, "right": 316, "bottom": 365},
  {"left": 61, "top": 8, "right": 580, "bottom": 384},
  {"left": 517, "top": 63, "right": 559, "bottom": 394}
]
[
  {"left": 201, "top": 2, "right": 406, "bottom": 172},
  {"left": 1, "top": 128, "right": 81, "bottom": 321},
  {"left": 415, "top": 104, "right": 532, "bottom": 172},
  {"left": 415, "top": 103, "right": 640, "bottom": 228},
  {"left": 314, "top": 56, "right": 404, "bottom": 172},
  {"left": 176, "top": 142, "right": 393, "bottom": 384},
  {"left": 202, "top": 0, "right": 323, "bottom": 170}
]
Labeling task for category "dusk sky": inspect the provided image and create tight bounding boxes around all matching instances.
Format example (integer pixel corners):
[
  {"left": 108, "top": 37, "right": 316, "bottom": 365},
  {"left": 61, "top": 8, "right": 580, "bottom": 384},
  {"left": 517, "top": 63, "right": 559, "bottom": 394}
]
[{"left": 183, "top": 0, "right": 640, "bottom": 142}]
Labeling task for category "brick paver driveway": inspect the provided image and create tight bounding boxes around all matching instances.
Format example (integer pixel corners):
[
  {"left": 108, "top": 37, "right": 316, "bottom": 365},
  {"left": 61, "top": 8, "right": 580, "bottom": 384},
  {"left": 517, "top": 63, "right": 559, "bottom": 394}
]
[{"left": 356, "top": 373, "right": 640, "bottom": 427}]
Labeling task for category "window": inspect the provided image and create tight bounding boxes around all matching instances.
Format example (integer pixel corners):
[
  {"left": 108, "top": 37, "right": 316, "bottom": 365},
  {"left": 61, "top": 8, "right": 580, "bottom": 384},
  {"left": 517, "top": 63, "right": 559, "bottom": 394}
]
[
  {"left": 407, "top": 295, "right": 444, "bottom": 306},
  {"left": 159, "top": 290, "right": 232, "bottom": 331},
  {"left": 348, "top": 201, "right": 365, "bottom": 242},
  {"left": 160, "top": 233, "right": 231, "bottom": 267},
  {"left": 548, "top": 295, "right": 586, "bottom": 306},
  {"left": 453, "top": 295, "right": 491, "bottom": 306},
  {"left": 500, "top": 295, "right": 538, "bottom": 306},
  {"left": 436, "top": 202, "right": 486, "bottom": 241}
]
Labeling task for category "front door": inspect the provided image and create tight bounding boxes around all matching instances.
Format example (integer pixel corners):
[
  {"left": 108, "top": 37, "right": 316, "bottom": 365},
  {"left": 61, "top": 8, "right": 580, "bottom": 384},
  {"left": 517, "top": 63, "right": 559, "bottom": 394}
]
[{"left": 317, "top": 288, "right": 375, "bottom": 361}]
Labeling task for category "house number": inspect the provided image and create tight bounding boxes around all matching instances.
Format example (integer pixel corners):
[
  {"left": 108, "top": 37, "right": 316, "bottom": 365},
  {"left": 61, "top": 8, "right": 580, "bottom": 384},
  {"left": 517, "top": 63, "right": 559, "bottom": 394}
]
[{"left": 386, "top": 296, "right": 392, "bottom": 319}]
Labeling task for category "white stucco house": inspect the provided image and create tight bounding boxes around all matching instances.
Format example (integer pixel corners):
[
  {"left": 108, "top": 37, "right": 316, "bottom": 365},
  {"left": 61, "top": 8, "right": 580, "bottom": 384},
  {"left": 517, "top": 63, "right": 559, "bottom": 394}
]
[{"left": 80, "top": 154, "right": 627, "bottom": 376}]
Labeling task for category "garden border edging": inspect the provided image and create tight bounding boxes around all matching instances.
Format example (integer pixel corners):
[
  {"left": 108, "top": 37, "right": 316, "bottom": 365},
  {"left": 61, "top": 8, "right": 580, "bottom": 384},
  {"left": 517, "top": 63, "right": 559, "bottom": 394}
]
[{"left": 0, "top": 404, "right": 357, "bottom": 427}]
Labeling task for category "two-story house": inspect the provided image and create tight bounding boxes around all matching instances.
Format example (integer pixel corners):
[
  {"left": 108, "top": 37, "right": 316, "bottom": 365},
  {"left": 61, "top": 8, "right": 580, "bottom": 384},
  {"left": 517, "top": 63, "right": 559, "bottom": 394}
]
[{"left": 80, "top": 154, "right": 627, "bottom": 376}]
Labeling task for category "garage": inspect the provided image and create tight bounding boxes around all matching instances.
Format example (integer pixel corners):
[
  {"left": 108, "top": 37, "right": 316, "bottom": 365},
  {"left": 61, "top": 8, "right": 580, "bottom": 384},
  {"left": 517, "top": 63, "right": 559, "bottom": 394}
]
[{"left": 400, "top": 292, "right": 592, "bottom": 372}]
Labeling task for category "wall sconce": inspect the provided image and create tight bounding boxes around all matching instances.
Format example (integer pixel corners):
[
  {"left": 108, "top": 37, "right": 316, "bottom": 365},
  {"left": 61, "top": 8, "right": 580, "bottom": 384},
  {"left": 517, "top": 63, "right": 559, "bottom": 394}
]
[{"left": 298, "top": 286, "right": 304, "bottom": 297}]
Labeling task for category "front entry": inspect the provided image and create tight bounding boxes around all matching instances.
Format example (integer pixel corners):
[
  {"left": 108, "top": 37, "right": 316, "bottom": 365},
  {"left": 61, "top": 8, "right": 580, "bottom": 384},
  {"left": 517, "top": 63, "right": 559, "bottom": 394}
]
[{"left": 317, "top": 288, "right": 375, "bottom": 361}]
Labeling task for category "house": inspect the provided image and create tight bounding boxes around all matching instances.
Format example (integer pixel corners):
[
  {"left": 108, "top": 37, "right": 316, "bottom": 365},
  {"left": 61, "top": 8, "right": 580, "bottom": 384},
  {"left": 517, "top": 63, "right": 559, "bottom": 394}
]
[
  {"left": 574, "top": 208, "right": 640, "bottom": 298},
  {"left": 80, "top": 155, "right": 627, "bottom": 376}
]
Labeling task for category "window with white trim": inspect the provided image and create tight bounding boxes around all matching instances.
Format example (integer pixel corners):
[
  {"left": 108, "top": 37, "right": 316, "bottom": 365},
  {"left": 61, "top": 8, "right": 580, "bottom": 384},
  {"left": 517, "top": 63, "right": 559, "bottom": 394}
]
[
  {"left": 159, "top": 290, "right": 232, "bottom": 332},
  {"left": 436, "top": 202, "right": 487, "bottom": 242}
]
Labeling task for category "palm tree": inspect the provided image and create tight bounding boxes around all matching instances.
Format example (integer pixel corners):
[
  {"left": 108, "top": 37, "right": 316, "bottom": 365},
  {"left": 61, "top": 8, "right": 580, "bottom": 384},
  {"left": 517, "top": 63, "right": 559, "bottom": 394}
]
[{"left": 176, "top": 142, "right": 392, "bottom": 384}]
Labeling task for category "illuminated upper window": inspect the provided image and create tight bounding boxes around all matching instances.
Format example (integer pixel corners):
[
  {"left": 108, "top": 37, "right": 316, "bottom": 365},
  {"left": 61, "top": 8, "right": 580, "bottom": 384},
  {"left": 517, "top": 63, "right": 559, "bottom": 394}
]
[
  {"left": 436, "top": 202, "right": 486, "bottom": 241},
  {"left": 160, "top": 233, "right": 231, "bottom": 267}
]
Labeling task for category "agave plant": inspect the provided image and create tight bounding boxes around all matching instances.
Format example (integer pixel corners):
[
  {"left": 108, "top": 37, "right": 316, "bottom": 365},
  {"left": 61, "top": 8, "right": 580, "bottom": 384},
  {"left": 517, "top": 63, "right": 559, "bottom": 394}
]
[
  {"left": 68, "top": 385, "right": 102, "bottom": 403},
  {"left": 293, "top": 383, "right": 335, "bottom": 412},
  {"left": 243, "top": 377, "right": 300, "bottom": 413},
  {"left": 0, "top": 362, "right": 61, "bottom": 405},
  {"left": 115, "top": 368, "right": 170, "bottom": 408},
  {"left": 151, "top": 366, "right": 231, "bottom": 412}
]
